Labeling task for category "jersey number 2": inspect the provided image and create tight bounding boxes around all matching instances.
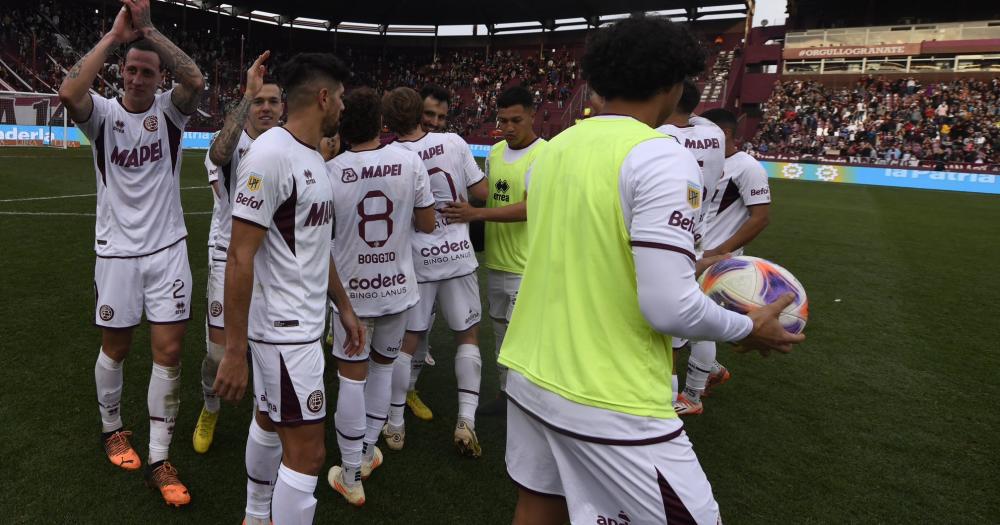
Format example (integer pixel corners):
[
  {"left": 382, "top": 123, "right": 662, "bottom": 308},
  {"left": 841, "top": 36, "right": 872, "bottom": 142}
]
[{"left": 357, "top": 190, "right": 394, "bottom": 248}]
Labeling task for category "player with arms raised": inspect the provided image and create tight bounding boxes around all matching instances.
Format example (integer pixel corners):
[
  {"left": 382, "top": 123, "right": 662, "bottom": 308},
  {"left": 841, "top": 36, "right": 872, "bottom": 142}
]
[
  {"left": 194, "top": 51, "right": 282, "bottom": 454},
  {"left": 382, "top": 87, "right": 489, "bottom": 457},
  {"left": 499, "top": 17, "right": 803, "bottom": 524},
  {"left": 58, "top": 0, "right": 204, "bottom": 507},
  {"left": 442, "top": 85, "right": 546, "bottom": 416},
  {"left": 212, "top": 53, "right": 364, "bottom": 525},
  {"left": 324, "top": 87, "right": 436, "bottom": 506}
]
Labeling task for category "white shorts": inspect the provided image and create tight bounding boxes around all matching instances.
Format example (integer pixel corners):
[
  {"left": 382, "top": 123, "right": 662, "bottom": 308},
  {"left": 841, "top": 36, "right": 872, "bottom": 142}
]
[
  {"left": 506, "top": 376, "right": 721, "bottom": 524},
  {"left": 206, "top": 257, "right": 226, "bottom": 329},
  {"left": 250, "top": 339, "right": 326, "bottom": 426},
  {"left": 406, "top": 273, "right": 482, "bottom": 332},
  {"left": 331, "top": 310, "right": 407, "bottom": 363},
  {"left": 487, "top": 269, "right": 521, "bottom": 323},
  {"left": 94, "top": 240, "right": 192, "bottom": 328}
]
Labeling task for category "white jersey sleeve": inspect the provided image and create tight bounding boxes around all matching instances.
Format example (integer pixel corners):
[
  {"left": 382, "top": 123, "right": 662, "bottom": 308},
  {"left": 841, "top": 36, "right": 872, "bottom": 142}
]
[
  {"left": 452, "top": 134, "right": 486, "bottom": 187},
  {"left": 737, "top": 154, "right": 771, "bottom": 207},
  {"left": 232, "top": 143, "right": 293, "bottom": 229},
  {"left": 702, "top": 152, "right": 771, "bottom": 252},
  {"left": 619, "top": 138, "right": 701, "bottom": 261},
  {"left": 75, "top": 94, "right": 112, "bottom": 140}
]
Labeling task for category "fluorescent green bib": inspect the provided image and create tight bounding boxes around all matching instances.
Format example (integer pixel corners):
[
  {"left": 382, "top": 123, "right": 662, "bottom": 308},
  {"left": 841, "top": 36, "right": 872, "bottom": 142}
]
[
  {"left": 484, "top": 139, "right": 546, "bottom": 274},
  {"left": 498, "top": 117, "right": 676, "bottom": 418}
]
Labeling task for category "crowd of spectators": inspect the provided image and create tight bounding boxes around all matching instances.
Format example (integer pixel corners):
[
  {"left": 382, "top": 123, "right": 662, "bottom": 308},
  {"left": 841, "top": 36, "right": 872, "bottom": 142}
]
[
  {"left": 1, "top": 0, "right": 584, "bottom": 136},
  {"left": 750, "top": 76, "right": 1000, "bottom": 165}
]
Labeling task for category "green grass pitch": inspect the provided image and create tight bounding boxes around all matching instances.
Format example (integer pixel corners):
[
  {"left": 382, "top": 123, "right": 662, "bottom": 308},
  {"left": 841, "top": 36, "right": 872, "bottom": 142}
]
[{"left": 1, "top": 147, "right": 998, "bottom": 524}]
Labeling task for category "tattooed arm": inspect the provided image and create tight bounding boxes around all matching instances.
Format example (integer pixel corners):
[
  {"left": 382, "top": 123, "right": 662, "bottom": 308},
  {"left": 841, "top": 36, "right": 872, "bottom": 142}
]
[
  {"left": 58, "top": 7, "right": 137, "bottom": 123},
  {"left": 209, "top": 51, "right": 270, "bottom": 166},
  {"left": 125, "top": 0, "right": 205, "bottom": 115}
]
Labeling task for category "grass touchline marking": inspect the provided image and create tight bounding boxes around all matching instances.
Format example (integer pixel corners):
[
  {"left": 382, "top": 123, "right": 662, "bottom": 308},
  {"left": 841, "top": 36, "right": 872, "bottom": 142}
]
[{"left": 0, "top": 186, "right": 206, "bottom": 203}]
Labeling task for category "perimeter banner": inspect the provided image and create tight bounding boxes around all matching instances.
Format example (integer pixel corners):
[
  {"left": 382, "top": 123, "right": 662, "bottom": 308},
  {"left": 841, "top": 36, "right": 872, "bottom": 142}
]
[
  {"left": 782, "top": 43, "right": 921, "bottom": 59},
  {"left": 760, "top": 161, "right": 1000, "bottom": 195}
]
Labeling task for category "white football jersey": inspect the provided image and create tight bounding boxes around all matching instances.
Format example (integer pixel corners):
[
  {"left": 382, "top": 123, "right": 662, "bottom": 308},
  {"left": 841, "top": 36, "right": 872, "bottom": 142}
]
[
  {"left": 391, "top": 132, "right": 485, "bottom": 282},
  {"left": 702, "top": 151, "right": 771, "bottom": 252},
  {"left": 206, "top": 145, "right": 220, "bottom": 251},
  {"left": 208, "top": 130, "right": 254, "bottom": 256},
  {"left": 657, "top": 116, "right": 725, "bottom": 251},
  {"left": 76, "top": 91, "right": 189, "bottom": 257},
  {"left": 327, "top": 145, "right": 434, "bottom": 317},
  {"left": 231, "top": 127, "right": 334, "bottom": 344}
]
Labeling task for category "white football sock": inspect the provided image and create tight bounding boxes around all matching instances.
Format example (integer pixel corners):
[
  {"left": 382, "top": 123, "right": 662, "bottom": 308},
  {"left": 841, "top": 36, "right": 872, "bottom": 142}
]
[
  {"left": 272, "top": 463, "right": 318, "bottom": 525},
  {"left": 335, "top": 373, "right": 365, "bottom": 487},
  {"left": 201, "top": 340, "right": 225, "bottom": 413},
  {"left": 148, "top": 363, "right": 180, "bottom": 464},
  {"left": 409, "top": 333, "right": 428, "bottom": 391},
  {"left": 492, "top": 319, "right": 509, "bottom": 392},
  {"left": 671, "top": 374, "right": 679, "bottom": 404},
  {"left": 684, "top": 340, "right": 718, "bottom": 403},
  {"left": 245, "top": 417, "right": 282, "bottom": 520},
  {"left": 455, "top": 344, "right": 482, "bottom": 426},
  {"left": 95, "top": 348, "right": 124, "bottom": 433},
  {"left": 363, "top": 360, "right": 393, "bottom": 460},
  {"left": 389, "top": 352, "right": 411, "bottom": 428}
]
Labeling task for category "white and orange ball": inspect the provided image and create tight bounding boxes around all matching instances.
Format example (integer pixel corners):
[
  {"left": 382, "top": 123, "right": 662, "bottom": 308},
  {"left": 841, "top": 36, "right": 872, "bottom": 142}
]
[{"left": 698, "top": 256, "right": 809, "bottom": 334}]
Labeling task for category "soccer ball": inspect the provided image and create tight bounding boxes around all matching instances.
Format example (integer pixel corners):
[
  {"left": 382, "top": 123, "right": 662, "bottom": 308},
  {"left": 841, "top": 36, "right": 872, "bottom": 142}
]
[{"left": 698, "top": 256, "right": 809, "bottom": 334}]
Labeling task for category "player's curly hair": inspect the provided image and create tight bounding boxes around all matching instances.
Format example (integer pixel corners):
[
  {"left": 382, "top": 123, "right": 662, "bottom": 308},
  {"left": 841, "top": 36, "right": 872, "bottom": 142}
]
[
  {"left": 276, "top": 53, "right": 350, "bottom": 110},
  {"left": 339, "top": 87, "right": 381, "bottom": 145},
  {"left": 582, "top": 16, "right": 706, "bottom": 101},
  {"left": 382, "top": 87, "right": 423, "bottom": 135}
]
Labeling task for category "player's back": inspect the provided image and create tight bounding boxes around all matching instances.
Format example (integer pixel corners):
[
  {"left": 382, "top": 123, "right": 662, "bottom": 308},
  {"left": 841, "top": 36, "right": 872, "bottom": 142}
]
[
  {"left": 702, "top": 151, "right": 771, "bottom": 252},
  {"left": 391, "top": 132, "right": 485, "bottom": 282},
  {"left": 76, "top": 90, "right": 190, "bottom": 257},
  {"left": 327, "top": 145, "right": 432, "bottom": 317},
  {"left": 658, "top": 117, "right": 725, "bottom": 199}
]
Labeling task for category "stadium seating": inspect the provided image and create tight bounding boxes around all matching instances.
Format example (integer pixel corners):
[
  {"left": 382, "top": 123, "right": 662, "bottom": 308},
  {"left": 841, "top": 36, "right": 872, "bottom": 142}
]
[{"left": 749, "top": 76, "right": 1000, "bottom": 165}]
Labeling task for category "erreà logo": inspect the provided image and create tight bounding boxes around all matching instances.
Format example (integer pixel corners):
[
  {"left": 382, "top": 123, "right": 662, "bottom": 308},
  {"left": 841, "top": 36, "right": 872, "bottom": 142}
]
[
  {"left": 495, "top": 179, "right": 510, "bottom": 193},
  {"left": 342, "top": 167, "right": 358, "bottom": 183}
]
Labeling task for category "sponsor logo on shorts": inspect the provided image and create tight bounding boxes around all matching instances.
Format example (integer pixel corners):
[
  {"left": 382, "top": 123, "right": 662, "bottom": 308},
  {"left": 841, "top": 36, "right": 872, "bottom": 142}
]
[
  {"left": 246, "top": 174, "right": 263, "bottom": 192},
  {"left": 596, "top": 511, "right": 631, "bottom": 524},
  {"left": 342, "top": 168, "right": 358, "bottom": 183},
  {"left": 465, "top": 308, "right": 480, "bottom": 326},
  {"left": 307, "top": 390, "right": 324, "bottom": 413},
  {"left": 209, "top": 301, "right": 223, "bottom": 317},
  {"left": 143, "top": 115, "right": 158, "bottom": 132},
  {"left": 175, "top": 301, "right": 186, "bottom": 315},
  {"left": 99, "top": 304, "right": 114, "bottom": 321}
]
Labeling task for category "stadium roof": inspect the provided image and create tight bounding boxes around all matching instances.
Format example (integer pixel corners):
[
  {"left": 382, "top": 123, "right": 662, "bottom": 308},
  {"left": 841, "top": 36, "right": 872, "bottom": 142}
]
[{"left": 181, "top": 0, "right": 750, "bottom": 33}]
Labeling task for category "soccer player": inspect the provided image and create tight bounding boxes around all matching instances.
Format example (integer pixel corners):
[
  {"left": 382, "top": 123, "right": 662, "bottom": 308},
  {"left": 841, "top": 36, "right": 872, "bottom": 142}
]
[
  {"left": 382, "top": 87, "right": 489, "bottom": 457},
  {"left": 57, "top": 0, "right": 204, "bottom": 507},
  {"left": 194, "top": 51, "right": 281, "bottom": 454},
  {"left": 420, "top": 83, "right": 451, "bottom": 132},
  {"left": 324, "top": 87, "right": 436, "bottom": 506},
  {"left": 656, "top": 79, "right": 730, "bottom": 413},
  {"left": 213, "top": 53, "right": 364, "bottom": 525},
  {"left": 498, "top": 17, "right": 803, "bottom": 524},
  {"left": 442, "top": 85, "right": 546, "bottom": 416}
]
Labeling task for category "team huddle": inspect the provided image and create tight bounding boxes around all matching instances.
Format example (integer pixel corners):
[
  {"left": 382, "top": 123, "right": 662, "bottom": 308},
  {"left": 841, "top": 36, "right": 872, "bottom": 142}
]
[{"left": 60, "top": 1, "right": 803, "bottom": 523}]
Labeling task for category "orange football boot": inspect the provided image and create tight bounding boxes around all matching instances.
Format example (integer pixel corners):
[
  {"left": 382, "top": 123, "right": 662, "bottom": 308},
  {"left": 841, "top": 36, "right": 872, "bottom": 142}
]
[
  {"left": 145, "top": 460, "right": 191, "bottom": 507},
  {"left": 103, "top": 430, "right": 141, "bottom": 471}
]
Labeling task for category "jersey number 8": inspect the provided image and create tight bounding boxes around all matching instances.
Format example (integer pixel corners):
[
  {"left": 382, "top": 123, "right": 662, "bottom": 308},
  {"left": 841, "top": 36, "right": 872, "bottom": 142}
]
[{"left": 357, "top": 190, "right": 394, "bottom": 248}]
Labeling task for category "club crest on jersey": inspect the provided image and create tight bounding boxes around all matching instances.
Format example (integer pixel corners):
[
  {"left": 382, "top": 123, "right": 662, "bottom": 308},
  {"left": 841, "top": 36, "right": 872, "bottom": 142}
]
[
  {"left": 687, "top": 183, "right": 701, "bottom": 209},
  {"left": 246, "top": 173, "right": 263, "bottom": 192},
  {"left": 143, "top": 115, "right": 158, "bottom": 132},
  {"left": 342, "top": 168, "right": 358, "bottom": 183},
  {"left": 112, "top": 120, "right": 125, "bottom": 133}
]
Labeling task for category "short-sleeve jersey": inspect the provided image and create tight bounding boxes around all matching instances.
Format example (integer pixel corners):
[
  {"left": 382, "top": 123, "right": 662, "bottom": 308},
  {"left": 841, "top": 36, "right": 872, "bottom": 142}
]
[
  {"left": 231, "top": 127, "right": 334, "bottom": 344},
  {"left": 390, "top": 132, "right": 485, "bottom": 282},
  {"left": 702, "top": 151, "right": 771, "bottom": 252},
  {"left": 209, "top": 130, "right": 254, "bottom": 255},
  {"left": 76, "top": 91, "right": 190, "bottom": 257},
  {"left": 327, "top": 145, "right": 434, "bottom": 317},
  {"left": 206, "top": 143, "right": 220, "bottom": 250}
]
